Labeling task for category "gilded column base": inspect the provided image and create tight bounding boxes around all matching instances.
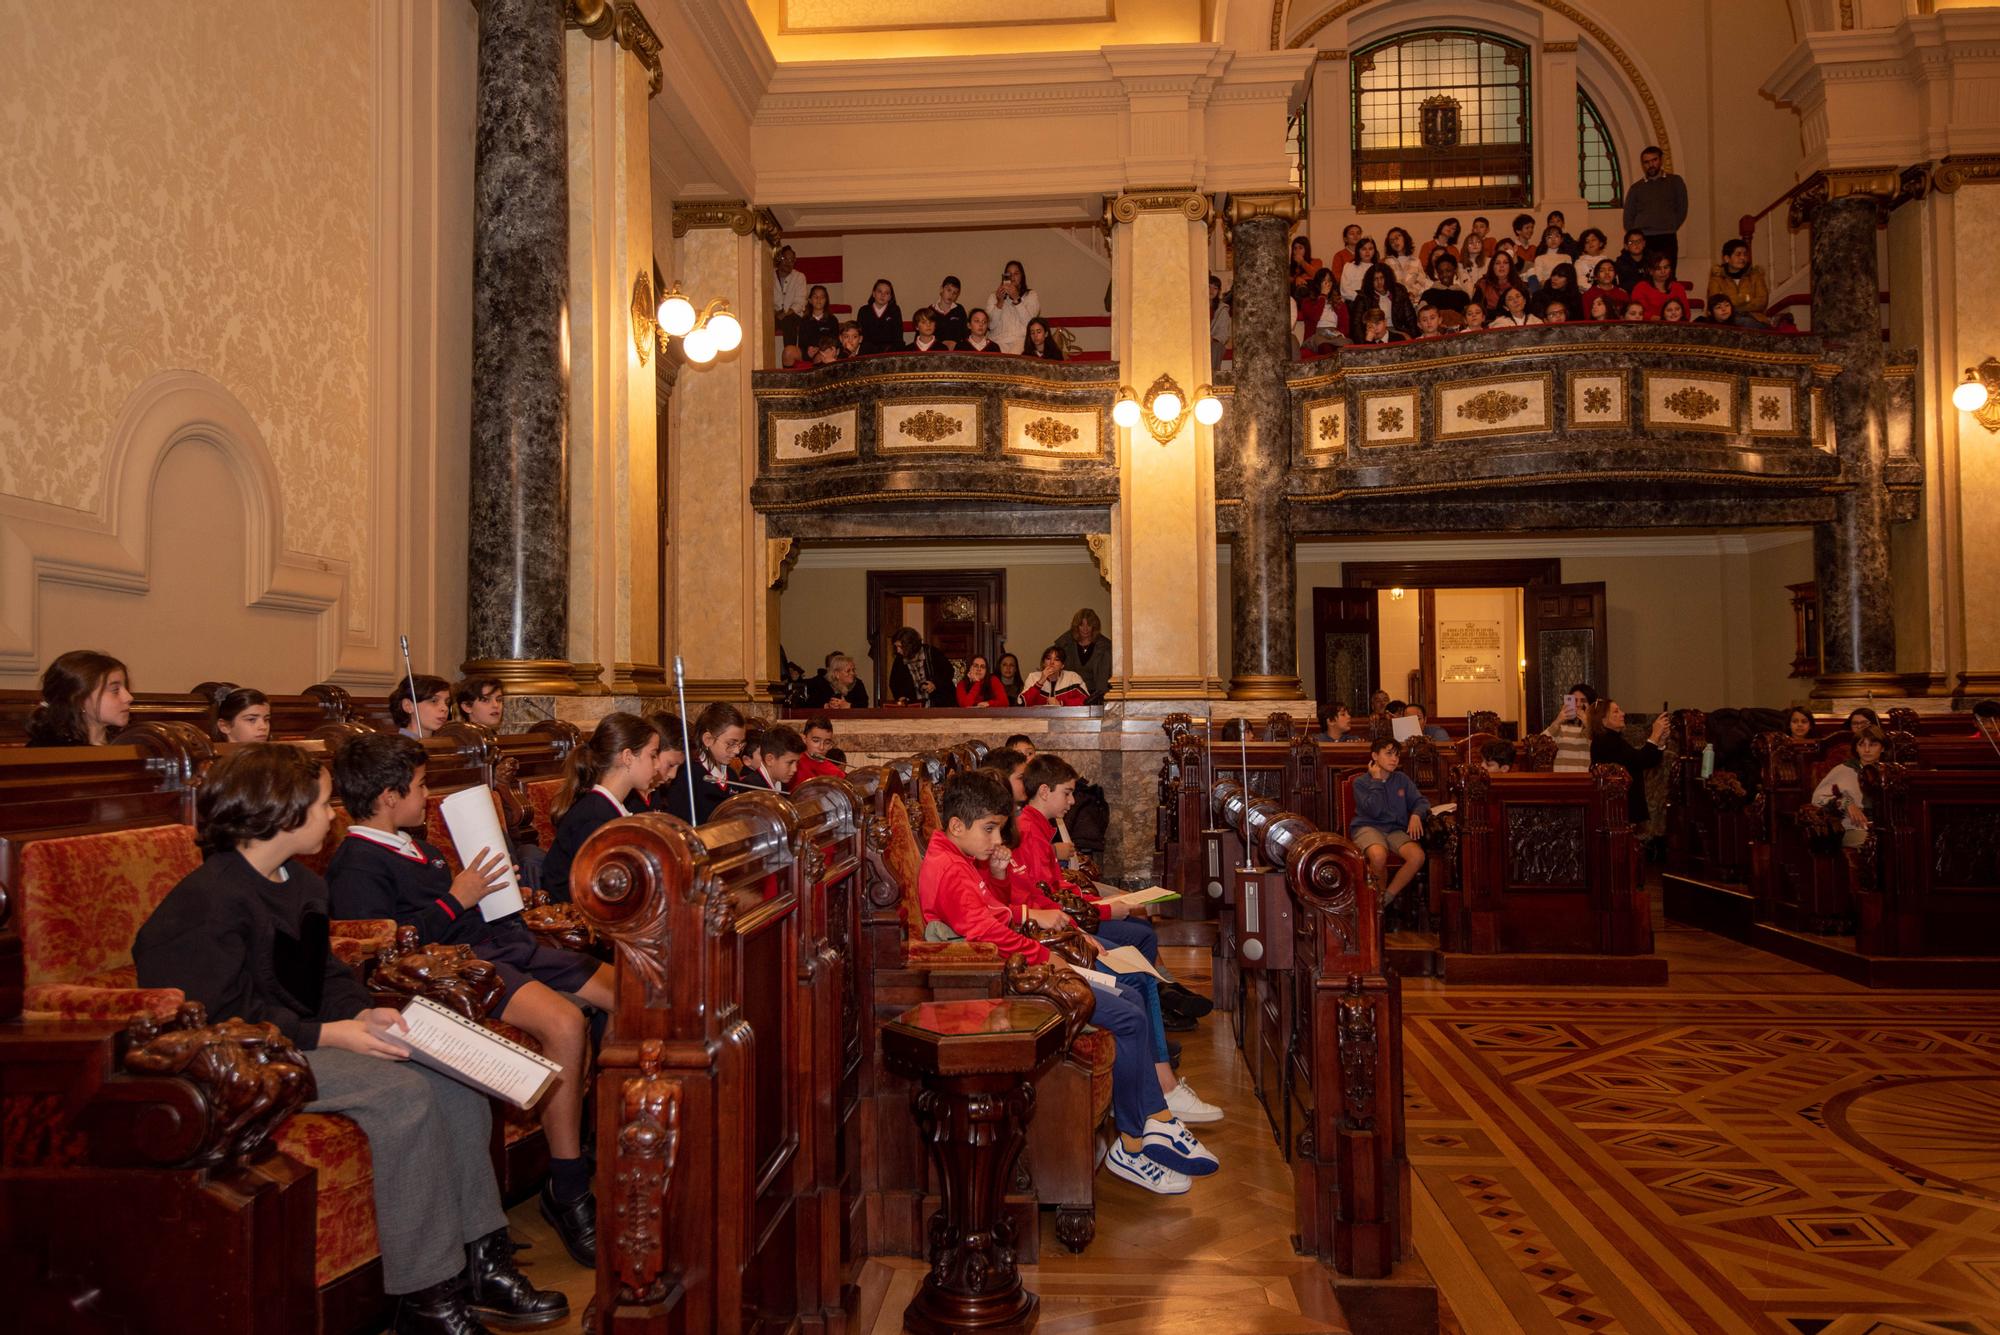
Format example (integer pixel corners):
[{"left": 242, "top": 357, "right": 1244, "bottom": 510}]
[
  {"left": 678, "top": 677, "right": 759, "bottom": 705},
  {"left": 1809, "top": 671, "right": 1947, "bottom": 702},
  {"left": 1227, "top": 673, "right": 1306, "bottom": 701},
  {"left": 1954, "top": 671, "right": 2000, "bottom": 706},
  {"left": 1120, "top": 675, "right": 1222, "bottom": 701},
  {"left": 618, "top": 662, "right": 670, "bottom": 696},
  {"left": 570, "top": 662, "right": 609, "bottom": 695},
  {"left": 459, "top": 658, "right": 580, "bottom": 695}
]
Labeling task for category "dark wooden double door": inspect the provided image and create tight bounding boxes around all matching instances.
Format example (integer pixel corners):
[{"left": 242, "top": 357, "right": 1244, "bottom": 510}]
[{"left": 864, "top": 570, "right": 1006, "bottom": 703}]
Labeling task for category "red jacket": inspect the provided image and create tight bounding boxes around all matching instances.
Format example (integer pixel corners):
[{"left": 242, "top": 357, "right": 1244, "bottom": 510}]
[
  {"left": 955, "top": 675, "right": 1009, "bottom": 707},
  {"left": 919, "top": 831, "right": 1048, "bottom": 963},
  {"left": 789, "top": 753, "right": 845, "bottom": 791}
]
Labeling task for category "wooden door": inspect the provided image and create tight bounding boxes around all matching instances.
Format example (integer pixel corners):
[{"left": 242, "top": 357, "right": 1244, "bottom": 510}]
[
  {"left": 1310, "top": 587, "right": 1379, "bottom": 716},
  {"left": 1522, "top": 582, "right": 1608, "bottom": 733},
  {"left": 864, "top": 570, "right": 1006, "bottom": 702}
]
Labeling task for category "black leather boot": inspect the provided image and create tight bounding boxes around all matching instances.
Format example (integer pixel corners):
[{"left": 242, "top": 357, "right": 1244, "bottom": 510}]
[
  {"left": 467, "top": 1229, "right": 570, "bottom": 1331},
  {"left": 393, "top": 1270, "right": 492, "bottom": 1335},
  {"left": 538, "top": 1179, "right": 598, "bottom": 1267},
  {"left": 1161, "top": 981, "right": 1215, "bottom": 1019}
]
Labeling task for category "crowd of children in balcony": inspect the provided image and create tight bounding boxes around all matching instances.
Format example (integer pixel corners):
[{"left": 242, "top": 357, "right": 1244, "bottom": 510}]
[{"left": 776, "top": 252, "right": 1075, "bottom": 367}]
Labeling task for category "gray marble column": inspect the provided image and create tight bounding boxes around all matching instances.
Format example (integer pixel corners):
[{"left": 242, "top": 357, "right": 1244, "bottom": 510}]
[
  {"left": 1808, "top": 192, "right": 1895, "bottom": 676},
  {"left": 1227, "top": 210, "right": 1301, "bottom": 699},
  {"left": 465, "top": 0, "right": 573, "bottom": 690}
]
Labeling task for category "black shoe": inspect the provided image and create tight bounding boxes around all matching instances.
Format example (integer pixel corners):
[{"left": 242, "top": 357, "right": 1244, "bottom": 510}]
[
  {"left": 467, "top": 1229, "right": 569, "bottom": 1331},
  {"left": 1162, "top": 1009, "right": 1198, "bottom": 1032},
  {"left": 394, "top": 1271, "right": 492, "bottom": 1335},
  {"left": 538, "top": 1180, "right": 598, "bottom": 1268},
  {"left": 1161, "top": 982, "right": 1214, "bottom": 1019}
]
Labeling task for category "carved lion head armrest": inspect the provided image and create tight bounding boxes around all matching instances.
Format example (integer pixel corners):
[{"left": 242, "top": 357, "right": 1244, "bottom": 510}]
[{"left": 369, "top": 924, "right": 505, "bottom": 1020}]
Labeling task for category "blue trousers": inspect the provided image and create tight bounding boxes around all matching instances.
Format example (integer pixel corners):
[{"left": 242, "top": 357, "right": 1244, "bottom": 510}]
[
  {"left": 1097, "top": 962, "right": 1171, "bottom": 1064},
  {"left": 1093, "top": 915, "right": 1159, "bottom": 963},
  {"left": 1092, "top": 981, "right": 1168, "bottom": 1136}
]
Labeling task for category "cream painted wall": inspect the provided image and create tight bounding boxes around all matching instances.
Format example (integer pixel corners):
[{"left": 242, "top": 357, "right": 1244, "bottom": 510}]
[
  {"left": 747, "top": 0, "right": 1203, "bottom": 61},
  {"left": 1433, "top": 587, "right": 1520, "bottom": 722},
  {"left": 0, "top": 0, "right": 476, "bottom": 691},
  {"left": 778, "top": 542, "right": 1112, "bottom": 688},
  {"left": 1219, "top": 532, "right": 1814, "bottom": 715},
  {"left": 1377, "top": 589, "right": 1422, "bottom": 704}
]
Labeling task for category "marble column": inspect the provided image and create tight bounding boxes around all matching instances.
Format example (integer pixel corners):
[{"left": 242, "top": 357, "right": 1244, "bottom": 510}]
[
  {"left": 1808, "top": 192, "right": 1896, "bottom": 677},
  {"left": 464, "top": 0, "right": 574, "bottom": 692},
  {"left": 1227, "top": 201, "right": 1303, "bottom": 700}
]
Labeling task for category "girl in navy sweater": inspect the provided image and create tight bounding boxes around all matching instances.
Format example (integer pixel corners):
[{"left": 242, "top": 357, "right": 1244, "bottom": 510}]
[
  {"left": 541, "top": 713, "right": 659, "bottom": 900},
  {"left": 652, "top": 702, "right": 747, "bottom": 826}
]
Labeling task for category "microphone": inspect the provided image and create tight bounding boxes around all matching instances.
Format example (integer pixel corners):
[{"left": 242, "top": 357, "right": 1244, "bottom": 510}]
[
  {"left": 399, "top": 635, "right": 424, "bottom": 739},
  {"left": 672, "top": 656, "right": 698, "bottom": 821}
]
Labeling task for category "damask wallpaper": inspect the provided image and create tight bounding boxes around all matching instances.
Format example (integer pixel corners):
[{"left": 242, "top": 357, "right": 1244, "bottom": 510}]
[{"left": 0, "top": 0, "right": 374, "bottom": 626}]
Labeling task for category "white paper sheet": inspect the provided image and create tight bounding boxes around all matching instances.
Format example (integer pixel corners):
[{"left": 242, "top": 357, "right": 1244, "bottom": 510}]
[
  {"left": 438, "top": 785, "right": 525, "bottom": 922},
  {"left": 1391, "top": 715, "right": 1421, "bottom": 743},
  {"left": 1093, "top": 944, "right": 1165, "bottom": 979}
]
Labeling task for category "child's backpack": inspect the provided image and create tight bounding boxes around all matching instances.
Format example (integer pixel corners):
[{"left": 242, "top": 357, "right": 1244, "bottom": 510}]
[{"left": 1068, "top": 778, "right": 1112, "bottom": 856}]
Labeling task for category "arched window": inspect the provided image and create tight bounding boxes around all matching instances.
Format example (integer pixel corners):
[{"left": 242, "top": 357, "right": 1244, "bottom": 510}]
[
  {"left": 1351, "top": 29, "right": 1532, "bottom": 212},
  {"left": 1576, "top": 87, "right": 1622, "bottom": 209}
]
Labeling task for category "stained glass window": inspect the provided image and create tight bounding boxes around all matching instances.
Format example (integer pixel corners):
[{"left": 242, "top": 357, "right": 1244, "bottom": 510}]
[
  {"left": 1351, "top": 29, "right": 1532, "bottom": 211},
  {"left": 1577, "top": 87, "right": 1622, "bottom": 209}
]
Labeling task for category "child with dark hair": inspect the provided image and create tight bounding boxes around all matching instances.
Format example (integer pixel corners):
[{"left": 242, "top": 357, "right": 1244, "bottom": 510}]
[
  {"left": 136, "top": 745, "right": 567, "bottom": 1331},
  {"left": 908, "top": 307, "right": 945, "bottom": 353},
  {"left": 652, "top": 702, "right": 748, "bottom": 825},
  {"left": 27, "top": 648, "right": 131, "bottom": 746},
  {"left": 542, "top": 713, "right": 660, "bottom": 900},
  {"left": 1003, "top": 733, "right": 1037, "bottom": 757},
  {"left": 1350, "top": 738, "right": 1430, "bottom": 902},
  {"left": 630, "top": 712, "right": 688, "bottom": 812},
  {"left": 927, "top": 275, "right": 969, "bottom": 347},
  {"left": 327, "top": 733, "right": 612, "bottom": 1266},
  {"left": 453, "top": 675, "right": 506, "bottom": 729},
  {"left": 740, "top": 725, "right": 806, "bottom": 791},
  {"left": 921, "top": 771, "right": 1219, "bottom": 1194},
  {"left": 1811, "top": 724, "right": 1886, "bottom": 845},
  {"left": 393, "top": 674, "right": 452, "bottom": 739},
  {"left": 209, "top": 684, "right": 271, "bottom": 743},
  {"left": 791, "top": 714, "right": 844, "bottom": 790},
  {"left": 1480, "top": 739, "right": 1516, "bottom": 771}
]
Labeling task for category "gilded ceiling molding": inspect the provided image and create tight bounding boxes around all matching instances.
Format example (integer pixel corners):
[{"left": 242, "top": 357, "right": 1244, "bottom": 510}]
[
  {"left": 1271, "top": 0, "right": 1673, "bottom": 165},
  {"left": 566, "top": 0, "right": 664, "bottom": 99},
  {"left": 671, "top": 200, "right": 783, "bottom": 245},
  {"left": 1314, "top": 49, "right": 1348, "bottom": 61},
  {"left": 1107, "top": 190, "right": 1212, "bottom": 224},
  {"left": 1225, "top": 191, "right": 1305, "bottom": 229},
  {"left": 1785, "top": 165, "right": 1929, "bottom": 229},
  {"left": 1543, "top": 40, "right": 1578, "bottom": 52}
]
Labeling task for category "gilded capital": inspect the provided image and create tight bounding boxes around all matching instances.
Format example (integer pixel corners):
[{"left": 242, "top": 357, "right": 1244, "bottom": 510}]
[
  {"left": 1225, "top": 191, "right": 1304, "bottom": 229},
  {"left": 568, "top": 1, "right": 664, "bottom": 99},
  {"left": 671, "top": 201, "right": 783, "bottom": 246},
  {"left": 1107, "top": 190, "right": 1211, "bottom": 224},
  {"left": 1927, "top": 156, "right": 2000, "bottom": 195},
  {"left": 1786, "top": 166, "right": 1928, "bottom": 229}
]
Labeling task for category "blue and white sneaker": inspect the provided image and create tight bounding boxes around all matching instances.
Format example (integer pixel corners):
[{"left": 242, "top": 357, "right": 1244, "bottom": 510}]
[
  {"left": 1107, "top": 1141, "right": 1191, "bottom": 1194},
  {"left": 1141, "top": 1116, "right": 1220, "bottom": 1176}
]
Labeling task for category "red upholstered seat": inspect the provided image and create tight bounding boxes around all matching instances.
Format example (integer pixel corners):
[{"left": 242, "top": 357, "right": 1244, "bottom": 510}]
[
  {"left": 273, "top": 1113, "right": 379, "bottom": 1286},
  {"left": 916, "top": 777, "right": 942, "bottom": 846},
  {"left": 525, "top": 778, "right": 564, "bottom": 848},
  {"left": 17, "top": 823, "right": 200, "bottom": 1021},
  {"left": 884, "top": 793, "right": 925, "bottom": 943}
]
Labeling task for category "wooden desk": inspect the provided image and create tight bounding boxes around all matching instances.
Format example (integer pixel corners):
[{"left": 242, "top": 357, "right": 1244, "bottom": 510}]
[{"left": 880, "top": 998, "right": 1070, "bottom": 1335}]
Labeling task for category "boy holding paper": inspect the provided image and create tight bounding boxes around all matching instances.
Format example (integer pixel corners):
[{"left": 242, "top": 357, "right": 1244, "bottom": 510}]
[
  {"left": 327, "top": 734, "right": 610, "bottom": 1267},
  {"left": 918, "top": 771, "right": 1220, "bottom": 1194}
]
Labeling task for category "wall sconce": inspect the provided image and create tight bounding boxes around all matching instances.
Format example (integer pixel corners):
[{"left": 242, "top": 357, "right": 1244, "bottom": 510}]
[
  {"left": 631, "top": 273, "right": 742, "bottom": 367},
  {"left": 1390, "top": 587, "right": 1406, "bottom": 601},
  {"left": 1113, "top": 372, "right": 1222, "bottom": 445},
  {"left": 1953, "top": 357, "right": 2000, "bottom": 433}
]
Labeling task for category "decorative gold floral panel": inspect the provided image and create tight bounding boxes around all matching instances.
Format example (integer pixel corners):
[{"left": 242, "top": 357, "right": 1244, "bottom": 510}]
[
  {"left": 1358, "top": 389, "right": 1419, "bottom": 448},
  {"left": 877, "top": 399, "right": 981, "bottom": 454},
  {"left": 1002, "top": 402, "right": 1102, "bottom": 460},
  {"left": 769, "top": 407, "right": 860, "bottom": 466},
  {"left": 1303, "top": 397, "right": 1347, "bottom": 458},
  {"left": 1746, "top": 378, "right": 1799, "bottom": 437},
  {"left": 1642, "top": 372, "right": 1736, "bottom": 434},
  {"left": 1568, "top": 372, "right": 1629, "bottom": 430},
  {"left": 1435, "top": 373, "right": 1553, "bottom": 441}
]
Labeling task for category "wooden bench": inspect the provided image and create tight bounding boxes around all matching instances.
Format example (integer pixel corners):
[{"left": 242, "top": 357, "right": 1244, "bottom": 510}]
[{"left": 1850, "top": 763, "right": 2000, "bottom": 961}]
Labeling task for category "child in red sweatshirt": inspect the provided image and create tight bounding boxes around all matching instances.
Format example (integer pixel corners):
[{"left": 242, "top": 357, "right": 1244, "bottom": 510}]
[{"left": 919, "top": 771, "right": 1218, "bottom": 1192}]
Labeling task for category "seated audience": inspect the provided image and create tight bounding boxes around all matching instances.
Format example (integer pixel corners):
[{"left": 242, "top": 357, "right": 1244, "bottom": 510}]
[
  {"left": 135, "top": 744, "right": 569, "bottom": 1332},
  {"left": 1589, "top": 698, "right": 1671, "bottom": 826},
  {"left": 907, "top": 308, "right": 946, "bottom": 353},
  {"left": 542, "top": 713, "right": 660, "bottom": 898},
  {"left": 393, "top": 674, "right": 452, "bottom": 739},
  {"left": 1420, "top": 255, "right": 1471, "bottom": 317},
  {"left": 1349, "top": 263, "right": 1417, "bottom": 337},
  {"left": 1786, "top": 705, "right": 1815, "bottom": 740},
  {"left": 209, "top": 684, "right": 271, "bottom": 743},
  {"left": 1708, "top": 240, "right": 1769, "bottom": 326},
  {"left": 960, "top": 307, "right": 1002, "bottom": 353},
  {"left": 1383, "top": 226, "right": 1425, "bottom": 293},
  {"left": 1659, "top": 297, "right": 1691, "bottom": 324},
  {"left": 1582, "top": 259, "right": 1628, "bottom": 312},
  {"left": 1319, "top": 703, "right": 1358, "bottom": 742},
  {"left": 797, "top": 285, "right": 839, "bottom": 362},
  {"left": 650, "top": 702, "right": 746, "bottom": 826},
  {"left": 635, "top": 711, "right": 687, "bottom": 812},
  {"left": 1024, "top": 317, "right": 1065, "bottom": 361},
  {"left": 1290, "top": 235, "right": 1325, "bottom": 302},
  {"left": 1328, "top": 224, "right": 1364, "bottom": 286},
  {"left": 1474, "top": 249, "right": 1527, "bottom": 314},
  {"left": 920, "top": 771, "right": 1218, "bottom": 1194},
  {"left": 1532, "top": 262, "right": 1583, "bottom": 322},
  {"left": 1506, "top": 213, "right": 1539, "bottom": 266},
  {"left": 1584, "top": 294, "right": 1617, "bottom": 322},
  {"left": 1456, "top": 233, "right": 1492, "bottom": 291},
  {"left": 1544, "top": 304, "right": 1571, "bottom": 325},
  {"left": 1003, "top": 732, "right": 1038, "bottom": 759},
  {"left": 1810, "top": 724, "right": 1885, "bottom": 845},
  {"left": 1481, "top": 739, "right": 1516, "bottom": 771},
  {"left": 1021, "top": 645, "right": 1089, "bottom": 706},
  {"left": 1403, "top": 703, "right": 1451, "bottom": 742},
  {"left": 1461, "top": 300, "right": 1489, "bottom": 330},
  {"left": 1208, "top": 275, "right": 1232, "bottom": 368},
  {"left": 1419, "top": 217, "right": 1461, "bottom": 273},
  {"left": 856, "top": 278, "right": 903, "bottom": 355},
  {"left": 454, "top": 674, "right": 507, "bottom": 729},
  {"left": 1544, "top": 682, "right": 1598, "bottom": 772},
  {"left": 995, "top": 652, "right": 1027, "bottom": 704},
  {"left": 989, "top": 260, "right": 1039, "bottom": 354},
  {"left": 327, "top": 734, "right": 608, "bottom": 1266},
  {"left": 1621, "top": 298, "right": 1648, "bottom": 321},
  {"left": 956, "top": 654, "right": 1010, "bottom": 707},
  {"left": 1057, "top": 606, "right": 1113, "bottom": 703},
  {"left": 1354, "top": 308, "right": 1404, "bottom": 344},
  {"left": 1544, "top": 209, "right": 1580, "bottom": 256},
  {"left": 1415, "top": 305, "right": 1445, "bottom": 338},
  {"left": 1576, "top": 226, "right": 1609, "bottom": 269},
  {"left": 27, "top": 649, "right": 131, "bottom": 746},
  {"left": 791, "top": 714, "right": 845, "bottom": 789},
  {"left": 1339, "top": 237, "right": 1382, "bottom": 300},
  {"left": 803, "top": 652, "right": 869, "bottom": 709},
  {"left": 1614, "top": 228, "right": 1651, "bottom": 291},
  {"left": 1846, "top": 706, "right": 1881, "bottom": 733},
  {"left": 833, "top": 320, "right": 864, "bottom": 360},
  {"left": 738, "top": 725, "right": 805, "bottom": 791},
  {"left": 1296, "top": 267, "right": 1347, "bottom": 354},
  {"left": 1700, "top": 295, "right": 1737, "bottom": 326},
  {"left": 1349, "top": 738, "right": 1429, "bottom": 901},
  {"left": 888, "top": 626, "right": 957, "bottom": 707},
  {"left": 1490, "top": 285, "right": 1542, "bottom": 327},
  {"left": 1631, "top": 252, "right": 1691, "bottom": 320},
  {"left": 926, "top": 275, "right": 969, "bottom": 348},
  {"left": 1530, "top": 226, "right": 1572, "bottom": 286}
]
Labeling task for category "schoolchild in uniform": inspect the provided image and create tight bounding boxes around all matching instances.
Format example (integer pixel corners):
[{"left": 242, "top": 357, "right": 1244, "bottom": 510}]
[
  {"left": 626, "top": 712, "right": 687, "bottom": 813},
  {"left": 540, "top": 713, "right": 659, "bottom": 900},
  {"left": 738, "top": 725, "right": 806, "bottom": 791},
  {"left": 651, "top": 703, "right": 747, "bottom": 826}
]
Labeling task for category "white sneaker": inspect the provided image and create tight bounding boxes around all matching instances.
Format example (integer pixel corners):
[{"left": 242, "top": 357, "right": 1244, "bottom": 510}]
[
  {"left": 1165, "top": 1079, "right": 1223, "bottom": 1124},
  {"left": 1141, "top": 1116, "right": 1220, "bottom": 1175},
  {"left": 1107, "top": 1141, "right": 1192, "bottom": 1194}
]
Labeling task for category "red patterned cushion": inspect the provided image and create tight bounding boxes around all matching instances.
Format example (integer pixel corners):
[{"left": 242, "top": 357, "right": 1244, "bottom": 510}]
[
  {"left": 885, "top": 794, "right": 924, "bottom": 942},
  {"left": 1069, "top": 1027, "right": 1116, "bottom": 1121},
  {"left": 525, "top": 779, "right": 563, "bottom": 848},
  {"left": 21, "top": 982, "right": 184, "bottom": 1023},
  {"left": 917, "top": 778, "right": 942, "bottom": 847},
  {"left": 296, "top": 808, "right": 353, "bottom": 878},
  {"left": 18, "top": 824, "right": 201, "bottom": 989},
  {"left": 903, "top": 940, "right": 1002, "bottom": 967},
  {"left": 273, "top": 1112, "right": 378, "bottom": 1285}
]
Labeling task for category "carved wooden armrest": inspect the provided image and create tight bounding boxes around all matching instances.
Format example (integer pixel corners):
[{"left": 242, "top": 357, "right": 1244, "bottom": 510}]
[
  {"left": 1001, "top": 955, "right": 1096, "bottom": 1052},
  {"left": 368, "top": 924, "right": 505, "bottom": 1020},
  {"left": 22, "top": 982, "right": 185, "bottom": 1024},
  {"left": 95, "top": 1001, "right": 316, "bottom": 1170},
  {"left": 522, "top": 887, "right": 594, "bottom": 953},
  {"left": 612, "top": 1038, "right": 683, "bottom": 1305},
  {"left": 330, "top": 917, "right": 397, "bottom": 966}
]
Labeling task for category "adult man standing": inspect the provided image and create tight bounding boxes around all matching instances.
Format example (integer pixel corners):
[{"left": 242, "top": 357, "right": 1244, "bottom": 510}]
[{"left": 1623, "top": 146, "right": 1688, "bottom": 276}]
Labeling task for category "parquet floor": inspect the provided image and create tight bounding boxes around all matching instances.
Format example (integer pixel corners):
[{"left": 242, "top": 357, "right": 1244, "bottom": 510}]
[{"left": 498, "top": 916, "right": 2000, "bottom": 1334}]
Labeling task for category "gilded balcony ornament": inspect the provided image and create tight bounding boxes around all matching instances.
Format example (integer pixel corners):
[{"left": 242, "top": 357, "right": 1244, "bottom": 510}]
[
  {"left": 1582, "top": 386, "right": 1613, "bottom": 414},
  {"left": 1664, "top": 386, "right": 1722, "bottom": 420},
  {"left": 1758, "top": 394, "right": 1781, "bottom": 422},
  {"left": 797, "top": 421, "right": 844, "bottom": 454},
  {"left": 1375, "top": 405, "right": 1406, "bottom": 435},
  {"left": 1317, "top": 415, "right": 1342, "bottom": 442},
  {"left": 1456, "top": 389, "right": 1529, "bottom": 425},
  {"left": 900, "top": 409, "right": 964, "bottom": 443},
  {"left": 1024, "top": 416, "right": 1082, "bottom": 449}
]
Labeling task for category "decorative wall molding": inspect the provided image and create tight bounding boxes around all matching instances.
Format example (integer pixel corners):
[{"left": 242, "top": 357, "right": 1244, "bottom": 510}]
[
  {"left": 1107, "top": 189, "right": 1211, "bottom": 223},
  {"left": 793, "top": 542, "right": 1100, "bottom": 571},
  {"left": 568, "top": 2, "right": 663, "bottom": 97},
  {"left": 671, "top": 199, "right": 781, "bottom": 242}
]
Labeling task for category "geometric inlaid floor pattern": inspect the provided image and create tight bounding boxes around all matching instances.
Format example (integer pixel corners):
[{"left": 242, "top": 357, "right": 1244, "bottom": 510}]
[{"left": 1404, "top": 920, "right": 2000, "bottom": 1334}]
